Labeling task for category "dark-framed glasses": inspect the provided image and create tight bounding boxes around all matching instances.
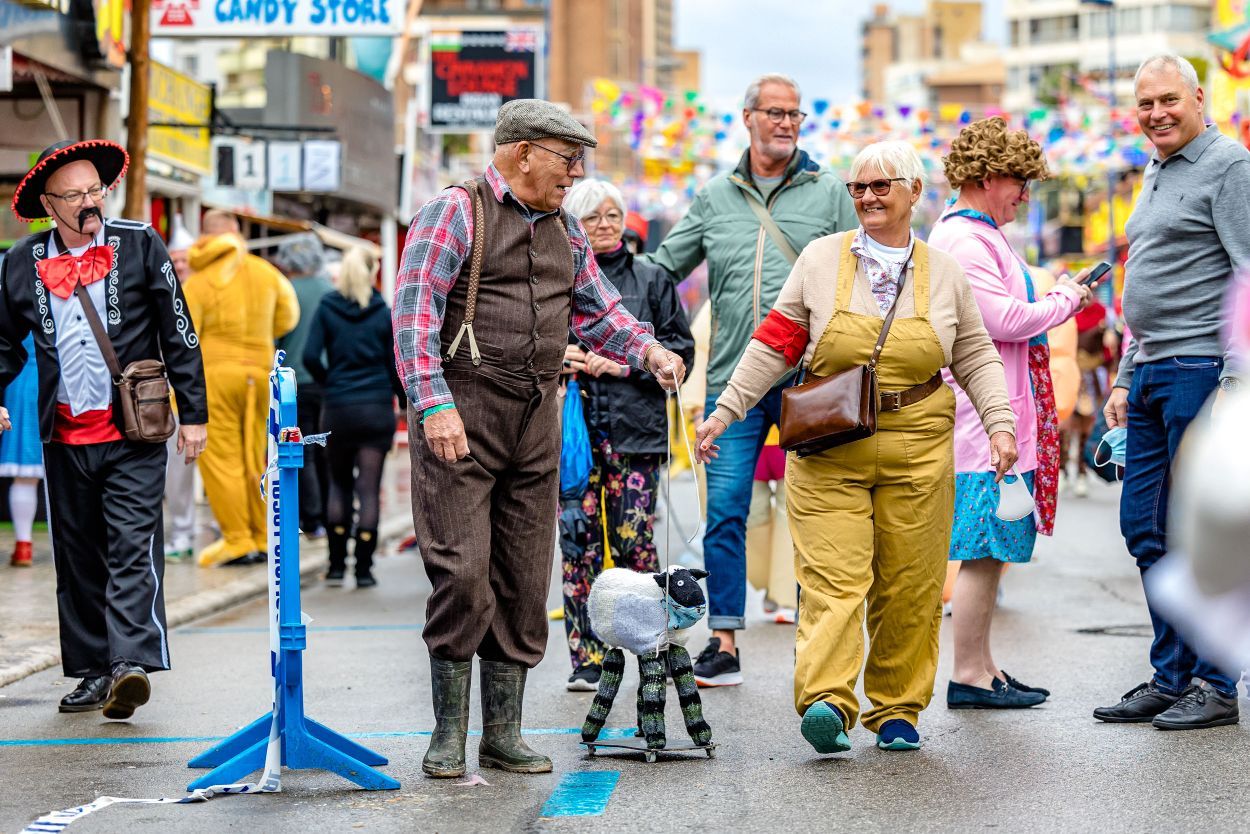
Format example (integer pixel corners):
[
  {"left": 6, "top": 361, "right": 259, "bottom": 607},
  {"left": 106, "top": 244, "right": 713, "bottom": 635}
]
[
  {"left": 45, "top": 184, "right": 106, "bottom": 205},
  {"left": 1014, "top": 178, "right": 1032, "bottom": 200},
  {"left": 752, "top": 108, "right": 807, "bottom": 125},
  {"left": 846, "top": 178, "right": 909, "bottom": 199},
  {"left": 530, "top": 141, "right": 586, "bottom": 174}
]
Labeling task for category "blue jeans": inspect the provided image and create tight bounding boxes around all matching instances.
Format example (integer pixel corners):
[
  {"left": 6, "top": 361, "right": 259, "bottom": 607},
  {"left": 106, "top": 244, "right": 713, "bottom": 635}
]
[
  {"left": 703, "top": 386, "right": 785, "bottom": 630},
  {"left": 1121, "top": 356, "right": 1238, "bottom": 697}
]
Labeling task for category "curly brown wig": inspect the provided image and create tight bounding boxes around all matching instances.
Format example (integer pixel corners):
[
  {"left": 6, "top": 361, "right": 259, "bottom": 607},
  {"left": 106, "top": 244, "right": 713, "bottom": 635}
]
[{"left": 942, "top": 117, "right": 1049, "bottom": 189}]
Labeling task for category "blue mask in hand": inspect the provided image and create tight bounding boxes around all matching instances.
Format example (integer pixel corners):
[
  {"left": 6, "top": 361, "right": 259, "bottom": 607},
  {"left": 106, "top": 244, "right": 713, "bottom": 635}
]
[{"left": 1096, "top": 426, "right": 1128, "bottom": 468}]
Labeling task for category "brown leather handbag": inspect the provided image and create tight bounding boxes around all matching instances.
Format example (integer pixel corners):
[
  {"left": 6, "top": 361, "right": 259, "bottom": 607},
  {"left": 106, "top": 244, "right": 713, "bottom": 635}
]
[
  {"left": 74, "top": 283, "right": 177, "bottom": 443},
  {"left": 778, "top": 248, "right": 942, "bottom": 458}
]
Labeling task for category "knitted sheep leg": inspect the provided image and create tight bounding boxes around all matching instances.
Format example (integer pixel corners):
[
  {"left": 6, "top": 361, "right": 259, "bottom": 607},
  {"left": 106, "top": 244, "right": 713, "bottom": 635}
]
[
  {"left": 478, "top": 660, "right": 552, "bottom": 773},
  {"left": 638, "top": 651, "right": 668, "bottom": 749},
  {"left": 422, "top": 658, "right": 471, "bottom": 778},
  {"left": 582, "top": 648, "right": 625, "bottom": 742},
  {"left": 668, "top": 645, "right": 713, "bottom": 745}
]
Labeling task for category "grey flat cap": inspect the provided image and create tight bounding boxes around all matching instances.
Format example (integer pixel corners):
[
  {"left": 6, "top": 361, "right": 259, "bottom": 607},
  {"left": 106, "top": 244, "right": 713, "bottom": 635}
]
[{"left": 495, "top": 99, "right": 598, "bottom": 148}]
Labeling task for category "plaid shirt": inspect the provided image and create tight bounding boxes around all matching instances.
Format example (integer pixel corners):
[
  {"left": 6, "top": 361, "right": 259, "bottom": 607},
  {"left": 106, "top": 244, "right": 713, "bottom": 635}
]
[{"left": 393, "top": 165, "right": 658, "bottom": 414}]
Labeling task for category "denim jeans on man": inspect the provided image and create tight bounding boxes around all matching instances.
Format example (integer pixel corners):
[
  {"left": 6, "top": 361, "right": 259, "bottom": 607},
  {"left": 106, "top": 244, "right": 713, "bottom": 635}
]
[
  {"left": 703, "top": 386, "right": 785, "bottom": 630},
  {"left": 1121, "top": 356, "right": 1238, "bottom": 697}
]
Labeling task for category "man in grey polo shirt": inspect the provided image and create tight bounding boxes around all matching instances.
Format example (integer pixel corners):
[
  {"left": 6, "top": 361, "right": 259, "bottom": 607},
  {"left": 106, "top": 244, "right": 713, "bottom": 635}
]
[{"left": 1094, "top": 53, "right": 1248, "bottom": 730}]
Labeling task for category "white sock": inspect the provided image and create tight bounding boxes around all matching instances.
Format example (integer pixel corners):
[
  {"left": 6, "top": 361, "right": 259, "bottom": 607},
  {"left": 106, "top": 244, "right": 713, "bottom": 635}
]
[{"left": 10, "top": 480, "right": 38, "bottom": 543}]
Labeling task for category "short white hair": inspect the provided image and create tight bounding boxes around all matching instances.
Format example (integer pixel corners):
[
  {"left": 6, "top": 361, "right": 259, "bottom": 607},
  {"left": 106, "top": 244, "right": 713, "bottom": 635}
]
[
  {"left": 850, "top": 140, "right": 926, "bottom": 188},
  {"left": 744, "top": 74, "right": 801, "bottom": 110},
  {"left": 1134, "top": 53, "right": 1200, "bottom": 94},
  {"left": 564, "top": 178, "right": 626, "bottom": 220}
]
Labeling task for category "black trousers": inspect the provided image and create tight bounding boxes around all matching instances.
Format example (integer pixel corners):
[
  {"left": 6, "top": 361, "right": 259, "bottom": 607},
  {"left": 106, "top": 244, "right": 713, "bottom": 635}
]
[
  {"left": 44, "top": 439, "right": 170, "bottom": 678},
  {"left": 297, "top": 384, "right": 328, "bottom": 532}
]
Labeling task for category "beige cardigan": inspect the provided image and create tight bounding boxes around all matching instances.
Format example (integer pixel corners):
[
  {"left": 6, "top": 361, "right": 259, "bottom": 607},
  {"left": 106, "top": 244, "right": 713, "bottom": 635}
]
[{"left": 710, "top": 231, "right": 1016, "bottom": 439}]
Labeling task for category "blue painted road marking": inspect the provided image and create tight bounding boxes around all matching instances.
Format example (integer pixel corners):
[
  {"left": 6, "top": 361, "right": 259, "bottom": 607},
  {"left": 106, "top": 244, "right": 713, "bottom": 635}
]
[
  {"left": 541, "top": 771, "right": 621, "bottom": 817},
  {"left": 175, "top": 624, "right": 424, "bottom": 635},
  {"left": 0, "top": 726, "right": 638, "bottom": 748}
]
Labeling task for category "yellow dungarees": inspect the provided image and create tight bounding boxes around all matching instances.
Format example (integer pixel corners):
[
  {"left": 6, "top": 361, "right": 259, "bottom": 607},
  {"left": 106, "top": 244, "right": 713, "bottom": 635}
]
[{"left": 787, "top": 235, "right": 955, "bottom": 733}]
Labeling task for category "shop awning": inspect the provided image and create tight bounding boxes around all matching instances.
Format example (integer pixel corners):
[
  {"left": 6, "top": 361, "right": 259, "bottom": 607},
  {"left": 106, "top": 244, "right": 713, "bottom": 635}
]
[{"left": 206, "top": 206, "right": 380, "bottom": 257}]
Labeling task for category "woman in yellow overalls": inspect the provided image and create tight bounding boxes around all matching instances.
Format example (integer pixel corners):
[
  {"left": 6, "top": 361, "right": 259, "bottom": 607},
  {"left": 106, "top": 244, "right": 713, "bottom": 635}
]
[{"left": 696, "top": 140, "right": 1017, "bottom": 754}]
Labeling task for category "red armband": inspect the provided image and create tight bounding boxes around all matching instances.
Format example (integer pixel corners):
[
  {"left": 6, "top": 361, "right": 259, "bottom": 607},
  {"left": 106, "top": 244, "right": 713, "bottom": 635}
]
[{"left": 752, "top": 310, "right": 809, "bottom": 367}]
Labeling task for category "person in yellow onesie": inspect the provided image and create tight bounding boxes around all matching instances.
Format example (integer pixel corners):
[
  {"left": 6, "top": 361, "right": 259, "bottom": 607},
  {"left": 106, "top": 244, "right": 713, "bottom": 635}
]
[
  {"left": 696, "top": 141, "right": 1017, "bottom": 754},
  {"left": 185, "top": 211, "right": 299, "bottom": 566}
]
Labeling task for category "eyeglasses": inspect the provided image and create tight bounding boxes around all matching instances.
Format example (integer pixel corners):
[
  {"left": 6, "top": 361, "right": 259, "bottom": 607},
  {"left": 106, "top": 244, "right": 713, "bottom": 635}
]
[
  {"left": 1014, "top": 178, "right": 1031, "bottom": 200},
  {"left": 846, "top": 178, "right": 909, "bottom": 199},
  {"left": 45, "top": 184, "right": 106, "bottom": 205},
  {"left": 530, "top": 142, "right": 586, "bottom": 174},
  {"left": 583, "top": 210, "right": 623, "bottom": 228},
  {"left": 751, "top": 108, "right": 807, "bottom": 125}
]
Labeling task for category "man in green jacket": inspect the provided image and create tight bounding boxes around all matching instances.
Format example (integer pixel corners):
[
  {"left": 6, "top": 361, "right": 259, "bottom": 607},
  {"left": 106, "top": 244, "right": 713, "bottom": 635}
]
[{"left": 648, "top": 73, "right": 856, "bottom": 686}]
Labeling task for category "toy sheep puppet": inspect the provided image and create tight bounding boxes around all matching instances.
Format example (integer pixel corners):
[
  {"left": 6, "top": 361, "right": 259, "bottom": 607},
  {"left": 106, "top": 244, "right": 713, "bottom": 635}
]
[{"left": 581, "top": 566, "right": 713, "bottom": 750}]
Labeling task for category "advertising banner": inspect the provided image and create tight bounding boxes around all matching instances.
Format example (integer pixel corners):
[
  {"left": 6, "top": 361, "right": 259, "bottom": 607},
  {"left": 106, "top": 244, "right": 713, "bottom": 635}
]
[
  {"left": 426, "top": 27, "right": 542, "bottom": 132},
  {"left": 149, "top": 61, "right": 212, "bottom": 174}
]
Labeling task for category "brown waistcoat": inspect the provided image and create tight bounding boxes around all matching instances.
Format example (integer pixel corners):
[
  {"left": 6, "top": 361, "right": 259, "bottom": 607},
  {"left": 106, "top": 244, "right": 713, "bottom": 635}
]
[{"left": 440, "top": 177, "right": 575, "bottom": 379}]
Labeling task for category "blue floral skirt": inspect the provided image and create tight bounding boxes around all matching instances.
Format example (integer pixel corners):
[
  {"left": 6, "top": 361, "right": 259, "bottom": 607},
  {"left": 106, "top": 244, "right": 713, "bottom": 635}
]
[{"left": 949, "top": 471, "right": 1037, "bottom": 563}]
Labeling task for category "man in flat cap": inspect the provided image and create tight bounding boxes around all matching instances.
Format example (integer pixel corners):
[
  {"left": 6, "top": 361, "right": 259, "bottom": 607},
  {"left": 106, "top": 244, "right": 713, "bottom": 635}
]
[{"left": 394, "top": 99, "right": 688, "bottom": 778}]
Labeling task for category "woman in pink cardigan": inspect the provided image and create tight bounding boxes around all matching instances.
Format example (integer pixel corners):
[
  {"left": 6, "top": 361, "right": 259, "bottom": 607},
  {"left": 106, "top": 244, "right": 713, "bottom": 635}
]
[{"left": 928, "top": 118, "right": 1097, "bottom": 709}]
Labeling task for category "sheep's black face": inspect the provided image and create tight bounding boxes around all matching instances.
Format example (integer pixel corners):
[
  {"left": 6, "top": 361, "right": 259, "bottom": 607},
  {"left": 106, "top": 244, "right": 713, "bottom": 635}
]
[{"left": 653, "top": 567, "right": 708, "bottom": 608}]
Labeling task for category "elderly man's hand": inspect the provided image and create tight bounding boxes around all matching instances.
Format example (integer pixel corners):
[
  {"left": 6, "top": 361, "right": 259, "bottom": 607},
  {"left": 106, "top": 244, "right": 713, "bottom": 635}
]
[
  {"left": 645, "top": 345, "right": 686, "bottom": 391},
  {"left": 989, "top": 431, "right": 1018, "bottom": 482},
  {"left": 424, "top": 408, "right": 470, "bottom": 463},
  {"left": 0, "top": 407, "right": 10, "bottom": 433},
  {"left": 178, "top": 423, "right": 207, "bottom": 464}
]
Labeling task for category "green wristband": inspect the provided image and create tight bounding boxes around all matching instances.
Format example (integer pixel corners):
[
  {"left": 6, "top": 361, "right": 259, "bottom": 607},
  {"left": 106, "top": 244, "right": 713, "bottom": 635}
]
[{"left": 421, "top": 403, "right": 456, "bottom": 423}]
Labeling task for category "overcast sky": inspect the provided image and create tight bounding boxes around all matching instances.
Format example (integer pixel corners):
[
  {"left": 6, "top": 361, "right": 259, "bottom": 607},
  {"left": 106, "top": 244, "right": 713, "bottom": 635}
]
[{"left": 674, "top": 0, "right": 1006, "bottom": 108}]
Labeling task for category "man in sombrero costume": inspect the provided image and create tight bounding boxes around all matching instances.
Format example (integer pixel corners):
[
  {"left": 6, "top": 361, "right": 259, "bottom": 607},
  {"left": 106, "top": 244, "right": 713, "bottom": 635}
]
[{"left": 0, "top": 140, "right": 208, "bottom": 719}]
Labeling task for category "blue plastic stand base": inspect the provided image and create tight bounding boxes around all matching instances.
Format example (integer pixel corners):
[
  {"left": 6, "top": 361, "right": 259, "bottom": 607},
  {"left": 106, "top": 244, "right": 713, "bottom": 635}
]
[{"left": 187, "top": 363, "right": 399, "bottom": 792}]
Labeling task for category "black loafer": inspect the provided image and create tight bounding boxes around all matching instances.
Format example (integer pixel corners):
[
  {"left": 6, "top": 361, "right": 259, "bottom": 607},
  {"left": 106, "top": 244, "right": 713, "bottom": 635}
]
[
  {"left": 947, "top": 677, "right": 1046, "bottom": 709},
  {"left": 1152, "top": 684, "right": 1240, "bottom": 731},
  {"left": 59, "top": 676, "right": 110, "bottom": 713},
  {"left": 102, "top": 665, "right": 151, "bottom": 721},
  {"left": 1093, "top": 681, "right": 1180, "bottom": 723},
  {"left": 1001, "top": 670, "right": 1050, "bottom": 698}
]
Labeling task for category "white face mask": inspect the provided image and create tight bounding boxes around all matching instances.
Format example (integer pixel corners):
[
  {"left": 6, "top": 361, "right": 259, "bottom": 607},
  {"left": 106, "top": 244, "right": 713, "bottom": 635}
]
[{"left": 996, "top": 471, "right": 1036, "bottom": 522}]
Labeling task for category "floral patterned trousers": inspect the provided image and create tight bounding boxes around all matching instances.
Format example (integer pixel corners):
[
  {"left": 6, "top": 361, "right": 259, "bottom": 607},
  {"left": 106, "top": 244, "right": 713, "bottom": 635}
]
[{"left": 560, "top": 438, "right": 661, "bottom": 672}]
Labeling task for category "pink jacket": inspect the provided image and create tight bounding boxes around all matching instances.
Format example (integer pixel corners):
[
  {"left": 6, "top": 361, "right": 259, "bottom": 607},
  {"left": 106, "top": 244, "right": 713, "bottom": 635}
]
[{"left": 928, "top": 215, "right": 1081, "bottom": 474}]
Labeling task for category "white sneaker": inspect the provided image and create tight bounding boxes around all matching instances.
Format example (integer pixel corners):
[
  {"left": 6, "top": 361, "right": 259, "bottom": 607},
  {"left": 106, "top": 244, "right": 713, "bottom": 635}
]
[{"left": 1075, "top": 474, "right": 1089, "bottom": 498}]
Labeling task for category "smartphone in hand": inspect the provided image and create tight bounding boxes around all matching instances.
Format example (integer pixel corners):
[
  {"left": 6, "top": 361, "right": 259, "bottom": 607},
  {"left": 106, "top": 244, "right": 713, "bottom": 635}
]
[{"left": 1082, "top": 262, "right": 1112, "bottom": 286}]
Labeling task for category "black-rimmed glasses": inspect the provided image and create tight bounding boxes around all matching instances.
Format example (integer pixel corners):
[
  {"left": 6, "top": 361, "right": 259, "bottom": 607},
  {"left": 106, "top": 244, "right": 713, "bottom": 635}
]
[
  {"left": 846, "top": 178, "right": 909, "bottom": 199},
  {"left": 45, "top": 184, "right": 106, "bottom": 205},
  {"left": 530, "top": 142, "right": 586, "bottom": 174},
  {"left": 751, "top": 108, "right": 807, "bottom": 125}
]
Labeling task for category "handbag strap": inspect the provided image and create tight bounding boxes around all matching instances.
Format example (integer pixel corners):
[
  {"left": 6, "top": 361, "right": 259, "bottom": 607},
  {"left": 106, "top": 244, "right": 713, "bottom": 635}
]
[
  {"left": 73, "top": 282, "right": 123, "bottom": 381},
  {"left": 867, "top": 241, "right": 917, "bottom": 371},
  {"left": 743, "top": 191, "right": 799, "bottom": 266}
]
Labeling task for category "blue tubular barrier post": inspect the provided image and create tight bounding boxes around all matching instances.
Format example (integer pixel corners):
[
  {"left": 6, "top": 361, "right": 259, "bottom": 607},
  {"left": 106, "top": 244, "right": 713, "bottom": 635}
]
[{"left": 187, "top": 357, "right": 400, "bottom": 792}]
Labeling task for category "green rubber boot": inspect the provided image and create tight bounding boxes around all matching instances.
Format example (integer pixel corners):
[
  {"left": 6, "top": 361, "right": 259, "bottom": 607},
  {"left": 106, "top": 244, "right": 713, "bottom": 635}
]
[
  {"left": 478, "top": 660, "right": 552, "bottom": 774},
  {"left": 422, "top": 658, "right": 472, "bottom": 778}
]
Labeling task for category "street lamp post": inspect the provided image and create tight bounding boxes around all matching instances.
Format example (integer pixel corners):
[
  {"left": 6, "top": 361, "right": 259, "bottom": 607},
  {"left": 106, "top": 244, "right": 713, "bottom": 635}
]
[{"left": 1083, "top": 0, "right": 1117, "bottom": 307}]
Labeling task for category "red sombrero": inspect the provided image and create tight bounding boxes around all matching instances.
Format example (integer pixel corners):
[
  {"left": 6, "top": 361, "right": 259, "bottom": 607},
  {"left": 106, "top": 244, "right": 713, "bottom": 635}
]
[{"left": 11, "top": 139, "right": 129, "bottom": 222}]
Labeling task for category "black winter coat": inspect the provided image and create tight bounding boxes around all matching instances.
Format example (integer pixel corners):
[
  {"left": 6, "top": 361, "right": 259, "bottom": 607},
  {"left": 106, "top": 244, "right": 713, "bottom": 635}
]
[
  {"left": 303, "top": 289, "right": 406, "bottom": 407},
  {"left": 577, "top": 245, "right": 695, "bottom": 455}
]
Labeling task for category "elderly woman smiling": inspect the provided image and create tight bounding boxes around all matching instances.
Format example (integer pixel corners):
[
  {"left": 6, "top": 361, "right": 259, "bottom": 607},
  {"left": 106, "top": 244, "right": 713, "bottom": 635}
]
[{"left": 695, "top": 141, "right": 1017, "bottom": 754}]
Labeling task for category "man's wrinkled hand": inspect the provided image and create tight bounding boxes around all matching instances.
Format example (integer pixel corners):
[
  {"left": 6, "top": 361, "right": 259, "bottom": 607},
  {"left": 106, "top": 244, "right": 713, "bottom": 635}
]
[
  {"left": 645, "top": 346, "right": 687, "bottom": 391},
  {"left": 1104, "top": 387, "right": 1129, "bottom": 429},
  {"left": 424, "top": 408, "right": 469, "bottom": 463},
  {"left": 178, "top": 423, "right": 207, "bottom": 464}
]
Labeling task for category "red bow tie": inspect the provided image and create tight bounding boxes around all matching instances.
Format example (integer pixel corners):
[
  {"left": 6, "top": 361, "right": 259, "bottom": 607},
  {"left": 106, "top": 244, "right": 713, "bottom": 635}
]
[{"left": 36, "top": 246, "right": 112, "bottom": 300}]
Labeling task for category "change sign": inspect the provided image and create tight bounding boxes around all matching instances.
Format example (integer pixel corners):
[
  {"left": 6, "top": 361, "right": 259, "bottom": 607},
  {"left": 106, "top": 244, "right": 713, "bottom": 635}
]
[{"left": 427, "top": 28, "right": 542, "bottom": 132}]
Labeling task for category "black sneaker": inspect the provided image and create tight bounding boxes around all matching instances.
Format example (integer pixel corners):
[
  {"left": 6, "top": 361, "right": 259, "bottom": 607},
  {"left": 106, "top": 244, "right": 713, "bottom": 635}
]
[
  {"left": 1093, "top": 681, "right": 1180, "bottom": 723},
  {"left": 1151, "top": 683, "right": 1240, "bottom": 731},
  {"left": 693, "top": 637, "right": 742, "bottom": 687},
  {"left": 355, "top": 571, "right": 377, "bottom": 588},
  {"left": 567, "top": 665, "right": 601, "bottom": 692},
  {"left": 325, "top": 568, "right": 345, "bottom": 587}
]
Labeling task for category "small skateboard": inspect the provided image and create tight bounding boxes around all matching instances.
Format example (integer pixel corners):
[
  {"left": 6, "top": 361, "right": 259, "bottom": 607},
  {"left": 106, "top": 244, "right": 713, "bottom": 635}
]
[{"left": 581, "top": 736, "right": 717, "bottom": 764}]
